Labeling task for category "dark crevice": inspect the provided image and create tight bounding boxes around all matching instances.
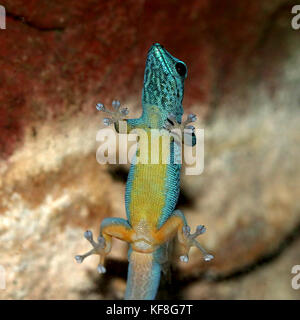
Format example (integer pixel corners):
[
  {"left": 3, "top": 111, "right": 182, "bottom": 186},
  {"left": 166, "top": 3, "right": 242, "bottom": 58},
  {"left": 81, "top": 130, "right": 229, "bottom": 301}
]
[
  {"left": 6, "top": 12, "right": 65, "bottom": 32},
  {"left": 177, "top": 188, "right": 195, "bottom": 209},
  {"left": 107, "top": 165, "right": 128, "bottom": 183},
  {"left": 210, "top": 220, "right": 300, "bottom": 282}
]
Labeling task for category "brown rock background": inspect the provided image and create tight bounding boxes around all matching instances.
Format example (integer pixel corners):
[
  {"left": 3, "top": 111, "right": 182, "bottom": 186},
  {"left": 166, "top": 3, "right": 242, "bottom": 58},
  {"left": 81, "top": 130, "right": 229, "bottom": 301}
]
[{"left": 0, "top": 0, "right": 299, "bottom": 299}]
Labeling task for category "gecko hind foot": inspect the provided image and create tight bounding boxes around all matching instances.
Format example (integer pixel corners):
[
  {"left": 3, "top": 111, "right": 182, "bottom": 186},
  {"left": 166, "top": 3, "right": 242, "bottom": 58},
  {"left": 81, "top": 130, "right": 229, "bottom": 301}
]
[
  {"left": 75, "top": 230, "right": 107, "bottom": 274},
  {"left": 96, "top": 100, "right": 129, "bottom": 126},
  {"left": 180, "top": 225, "right": 214, "bottom": 263}
]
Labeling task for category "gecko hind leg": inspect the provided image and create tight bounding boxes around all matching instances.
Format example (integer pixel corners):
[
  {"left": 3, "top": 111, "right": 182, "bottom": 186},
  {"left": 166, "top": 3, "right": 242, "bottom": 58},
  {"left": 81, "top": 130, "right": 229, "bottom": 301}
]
[
  {"left": 75, "top": 230, "right": 107, "bottom": 273},
  {"left": 75, "top": 217, "right": 134, "bottom": 274},
  {"left": 154, "top": 209, "right": 214, "bottom": 264},
  {"left": 180, "top": 224, "right": 214, "bottom": 262}
]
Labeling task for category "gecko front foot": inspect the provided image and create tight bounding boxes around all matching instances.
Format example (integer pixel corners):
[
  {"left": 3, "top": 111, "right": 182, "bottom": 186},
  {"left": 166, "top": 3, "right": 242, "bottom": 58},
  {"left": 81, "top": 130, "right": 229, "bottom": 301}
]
[
  {"left": 180, "top": 225, "right": 214, "bottom": 263},
  {"left": 75, "top": 230, "right": 108, "bottom": 274},
  {"left": 164, "top": 113, "right": 197, "bottom": 144},
  {"left": 96, "top": 100, "right": 129, "bottom": 126}
]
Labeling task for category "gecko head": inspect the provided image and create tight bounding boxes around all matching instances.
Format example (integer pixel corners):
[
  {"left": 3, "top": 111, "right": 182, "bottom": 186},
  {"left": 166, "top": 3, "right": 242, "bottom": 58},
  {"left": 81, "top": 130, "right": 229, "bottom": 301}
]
[{"left": 142, "top": 43, "right": 187, "bottom": 124}]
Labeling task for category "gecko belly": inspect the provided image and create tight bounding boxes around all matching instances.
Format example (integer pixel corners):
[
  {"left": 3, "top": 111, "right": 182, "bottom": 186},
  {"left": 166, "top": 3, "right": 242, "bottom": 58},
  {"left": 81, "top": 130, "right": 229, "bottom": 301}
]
[{"left": 128, "top": 163, "right": 168, "bottom": 226}]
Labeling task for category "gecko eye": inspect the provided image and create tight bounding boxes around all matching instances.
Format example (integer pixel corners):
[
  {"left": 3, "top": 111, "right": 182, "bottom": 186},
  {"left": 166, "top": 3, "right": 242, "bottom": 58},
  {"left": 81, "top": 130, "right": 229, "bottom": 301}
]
[{"left": 175, "top": 62, "right": 187, "bottom": 77}]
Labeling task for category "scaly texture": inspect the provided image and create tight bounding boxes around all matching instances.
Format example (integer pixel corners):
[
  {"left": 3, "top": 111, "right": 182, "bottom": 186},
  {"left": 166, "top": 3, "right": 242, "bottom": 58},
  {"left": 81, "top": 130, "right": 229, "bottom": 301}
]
[{"left": 76, "top": 43, "right": 213, "bottom": 300}]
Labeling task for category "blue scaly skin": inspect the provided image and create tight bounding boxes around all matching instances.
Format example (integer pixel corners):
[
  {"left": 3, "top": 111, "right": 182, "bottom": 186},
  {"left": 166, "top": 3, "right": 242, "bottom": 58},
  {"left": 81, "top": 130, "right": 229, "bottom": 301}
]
[{"left": 75, "top": 43, "right": 213, "bottom": 300}]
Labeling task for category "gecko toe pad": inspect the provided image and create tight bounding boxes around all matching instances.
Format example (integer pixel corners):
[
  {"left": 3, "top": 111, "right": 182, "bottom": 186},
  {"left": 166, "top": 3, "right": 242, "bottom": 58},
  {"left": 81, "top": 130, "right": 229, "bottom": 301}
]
[
  {"left": 112, "top": 100, "right": 121, "bottom": 110},
  {"left": 96, "top": 103, "right": 105, "bottom": 111},
  {"left": 97, "top": 264, "right": 107, "bottom": 274},
  {"left": 186, "top": 114, "right": 197, "bottom": 123},
  {"left": 180, "top": 255, "right": 189, "bottom": 263},
  {"left": 75, "top": 255, "right": 84, "bottom": 264},
  {"left": 204, "top": 254, "right": 214, "bottom": 262},
  {"left": 103, "top": 118, "right": 114, "bottom": 126}
]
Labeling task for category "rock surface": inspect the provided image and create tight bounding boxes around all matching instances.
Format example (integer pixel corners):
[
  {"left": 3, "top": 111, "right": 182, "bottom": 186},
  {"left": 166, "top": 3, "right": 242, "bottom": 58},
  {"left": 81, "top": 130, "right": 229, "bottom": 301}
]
[
  {"left": 0, "top": 0, "right": 299, "bottom": 299},
  {"left": 182, "top": 237, "right": 300, "bottom": 300}
]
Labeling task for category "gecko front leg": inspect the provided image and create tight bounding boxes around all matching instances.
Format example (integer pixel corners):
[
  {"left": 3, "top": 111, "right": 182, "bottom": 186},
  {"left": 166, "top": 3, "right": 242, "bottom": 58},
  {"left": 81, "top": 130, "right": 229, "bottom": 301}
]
[
  {"left": 164, "top": 113, "right": 197, "bottom": 146},
  {"left": 96, "top": 100, "right": 144, "bottom": 133},
  {"left": 96, "top": 100, "right": 129, "bottom": 127}
]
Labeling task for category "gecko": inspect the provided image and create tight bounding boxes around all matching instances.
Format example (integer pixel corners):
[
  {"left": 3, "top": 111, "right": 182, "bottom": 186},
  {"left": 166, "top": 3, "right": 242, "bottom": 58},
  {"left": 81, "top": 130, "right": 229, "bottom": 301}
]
[{"left": 75, "top": 43, "right": 213, "bottom": 300}]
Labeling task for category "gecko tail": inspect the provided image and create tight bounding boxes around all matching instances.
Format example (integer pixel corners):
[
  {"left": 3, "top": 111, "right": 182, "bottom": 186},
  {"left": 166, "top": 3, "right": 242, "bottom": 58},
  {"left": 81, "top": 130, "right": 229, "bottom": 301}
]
[{"left": 125, "top": 251, "right": 161, "bottom": 300}]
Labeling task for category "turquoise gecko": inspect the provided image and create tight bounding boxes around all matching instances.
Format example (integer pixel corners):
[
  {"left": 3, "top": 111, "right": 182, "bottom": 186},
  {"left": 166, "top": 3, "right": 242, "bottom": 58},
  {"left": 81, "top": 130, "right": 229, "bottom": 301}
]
[{"left": 75, "top": 43, "right": 213, "bottom": 300}]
